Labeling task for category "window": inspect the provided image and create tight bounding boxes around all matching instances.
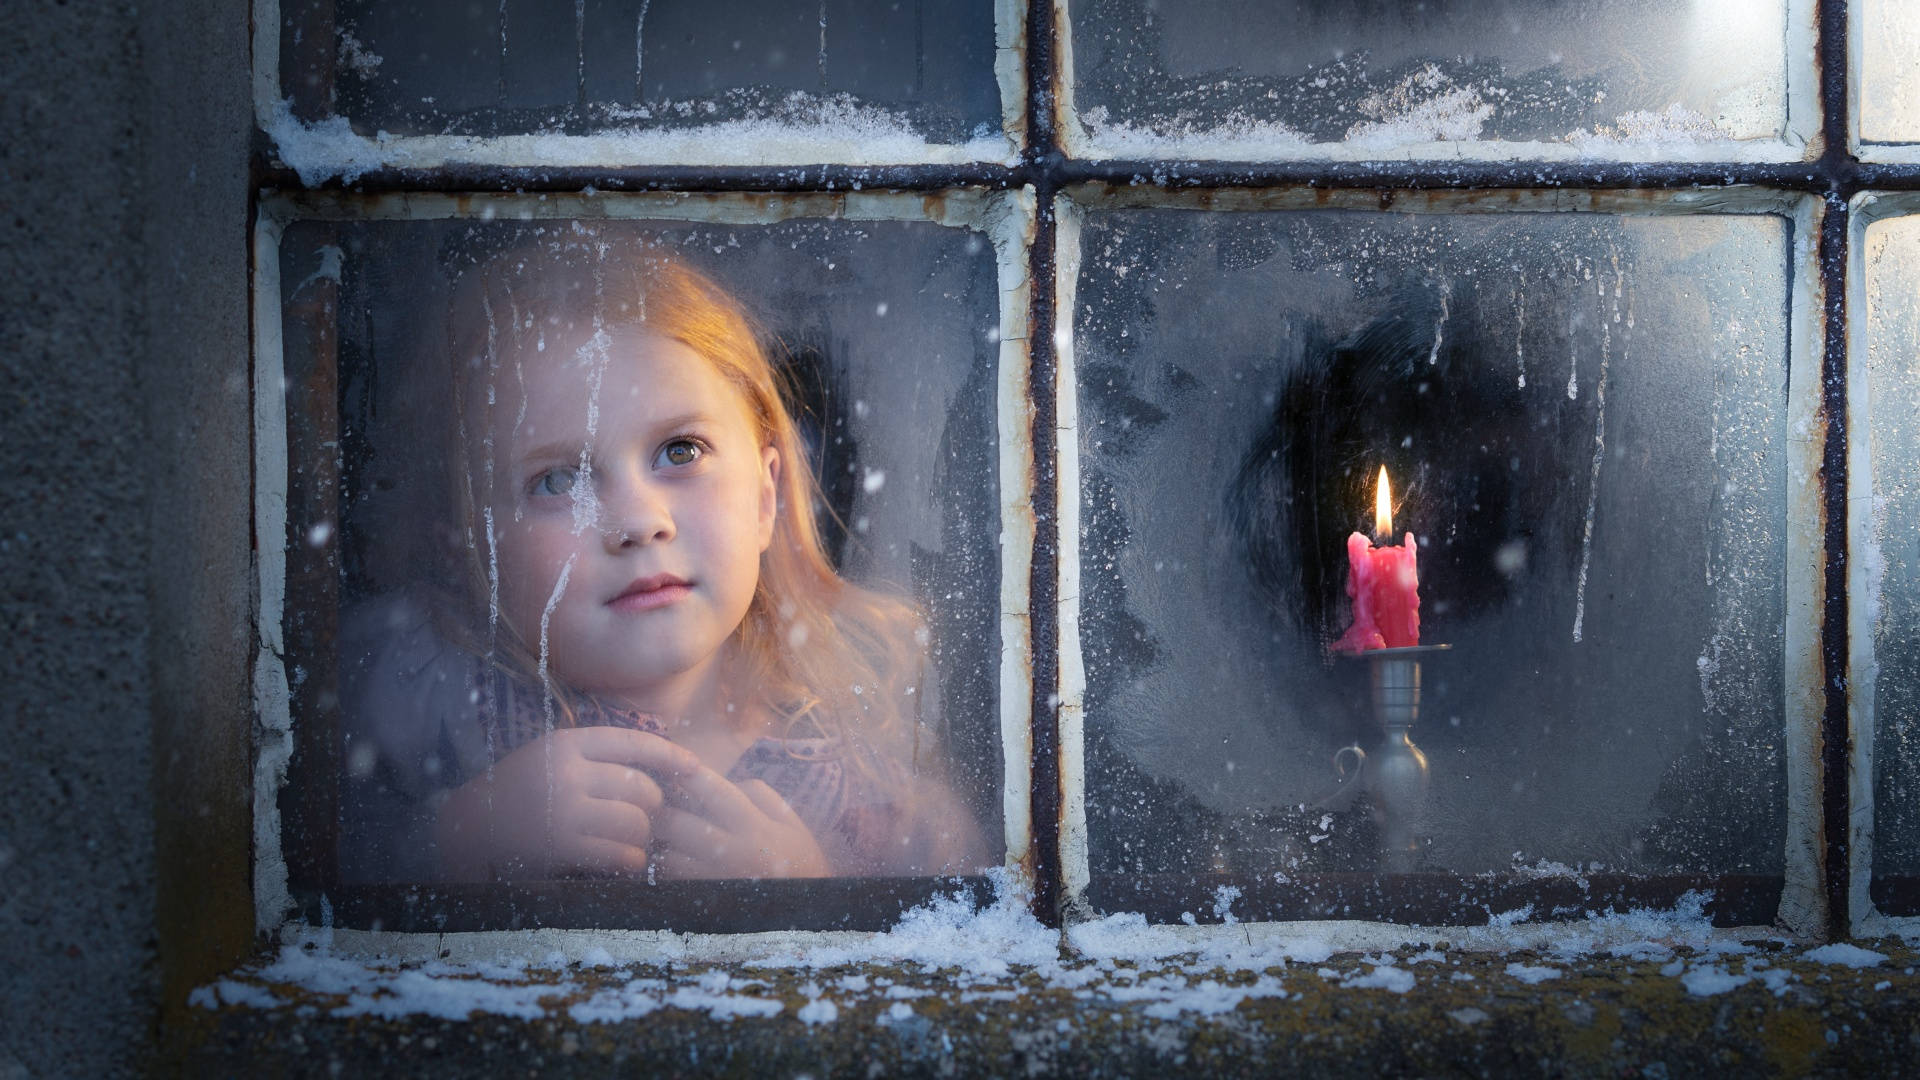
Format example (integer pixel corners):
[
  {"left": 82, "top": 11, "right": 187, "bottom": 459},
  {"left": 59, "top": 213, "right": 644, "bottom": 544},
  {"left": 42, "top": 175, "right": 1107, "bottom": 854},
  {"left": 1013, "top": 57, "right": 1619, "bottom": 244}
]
[{"left": 251, "top": 0, "right": 1915, "bottom": 940}]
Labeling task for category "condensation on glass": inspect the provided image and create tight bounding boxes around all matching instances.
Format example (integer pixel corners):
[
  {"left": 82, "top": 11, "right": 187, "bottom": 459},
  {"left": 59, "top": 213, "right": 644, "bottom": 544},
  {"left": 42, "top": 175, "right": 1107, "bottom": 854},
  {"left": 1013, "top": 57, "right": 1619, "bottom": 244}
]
[
  {"left": 1858, "top": 0, "right": 1920, "bottom": 147},
  {"left": 1862, "top": 212, "right": 1920, "bottom": 885},
  {"left": 276, "top": 216, "right": 1005, "bottom": 885},
  {"left": 1073, "top": 207, "right": 1790, "bottom": 878},
  {"left": 1064, "top": 0, "right": 1792, "bottom": 155},
  {"left": 279, "top": 0, "right": 1002, "bottom": 144}
]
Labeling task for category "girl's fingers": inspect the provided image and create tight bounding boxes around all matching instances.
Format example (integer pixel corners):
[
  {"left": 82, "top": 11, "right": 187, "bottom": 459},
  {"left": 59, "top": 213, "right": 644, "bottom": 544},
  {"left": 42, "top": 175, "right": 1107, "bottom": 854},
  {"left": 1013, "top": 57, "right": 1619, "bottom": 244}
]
[
  {"left": 570, "top": 726, "right": 703, "bottom": 777},
  {"left": 580, "top": 761, "right": 667, "bottom": 813},
  {"left": 666, "top": 765, "right": 767, "bottom": 831},
  {"left": 652, "top": 806, "right": 729, "bottom": 855},
  {"left": 737, "top": 778, "right": 802, "bottom": 823},
  {"left": 575, "top": 797, "right": 654, "bottom": 853},
  {"left": 562, "top": 835, "right": 652, "bottom": 878}
]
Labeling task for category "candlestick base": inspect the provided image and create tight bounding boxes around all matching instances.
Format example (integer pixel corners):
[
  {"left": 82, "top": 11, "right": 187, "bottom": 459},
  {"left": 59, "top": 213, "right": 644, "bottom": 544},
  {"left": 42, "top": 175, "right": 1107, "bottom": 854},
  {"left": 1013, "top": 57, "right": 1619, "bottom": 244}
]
[{"left": 1336, "top": 644, "right": 1449, "bottom": 873}]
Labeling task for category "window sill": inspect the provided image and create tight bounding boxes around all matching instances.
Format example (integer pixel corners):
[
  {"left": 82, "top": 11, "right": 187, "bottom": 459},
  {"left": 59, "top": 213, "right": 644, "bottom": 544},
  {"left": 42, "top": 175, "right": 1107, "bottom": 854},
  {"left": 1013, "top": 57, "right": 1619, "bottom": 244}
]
[{"left": 171, "top": 936, "right": 1919, "bottom": 1075}]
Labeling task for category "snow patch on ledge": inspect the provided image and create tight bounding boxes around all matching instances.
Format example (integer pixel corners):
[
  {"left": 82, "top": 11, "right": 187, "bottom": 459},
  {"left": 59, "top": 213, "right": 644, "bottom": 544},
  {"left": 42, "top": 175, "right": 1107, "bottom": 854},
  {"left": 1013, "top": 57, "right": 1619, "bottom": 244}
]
[
  {"left": 1564, "top": 104, "right": 1745, "bottom": 158},
  {"left": 1071, "top": 98, "right": 1793, "bottom": 165},
  {"left": 1801, "top": 943, "right": 1888, "bottom": 969},
  {"left": 263, "top": 96, "right": 1015, "bottom": 186},
  {"left": 1076, "top": 105, "right": 1310, "bottom": 161},
  {"left": 191, "top": 872, "right": 1828, "bottom": 1024}
]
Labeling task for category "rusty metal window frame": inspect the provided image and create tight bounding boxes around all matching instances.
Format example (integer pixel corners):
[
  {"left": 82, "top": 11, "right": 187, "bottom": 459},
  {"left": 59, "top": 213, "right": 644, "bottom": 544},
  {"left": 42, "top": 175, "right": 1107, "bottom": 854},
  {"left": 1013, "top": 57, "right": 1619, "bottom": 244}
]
[{"left": 247, "top": 0, "right": 1914, "bottom": 941}]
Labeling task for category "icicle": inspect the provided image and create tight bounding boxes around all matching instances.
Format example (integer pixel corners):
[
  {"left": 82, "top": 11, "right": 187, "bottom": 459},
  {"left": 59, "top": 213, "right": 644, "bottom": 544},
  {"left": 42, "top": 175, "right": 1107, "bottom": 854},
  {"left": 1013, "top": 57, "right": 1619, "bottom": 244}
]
[
  {"left": 634, "top": 0, "right": 651, "bottom": 103},
  {"left": 1426, "top": 286, "right": 1449, "bottom": 366},
  {"left": 497, "top": 0, "right": 509, "bottom": 104},
  {"left": 537, "top": 555, "right": 576, "bottom": 737},
  {"left": 817, "top": 0, "right": 829, "bottom": 89},
  {"left": 575, "top": 0, "right": 588, "bottom": 109},
  {"left": 1515, "top": 288, "right": 1527, "bottom": 389},
  {"left": 1571, "top": 270, "right": 1616, "bottom": 644}
]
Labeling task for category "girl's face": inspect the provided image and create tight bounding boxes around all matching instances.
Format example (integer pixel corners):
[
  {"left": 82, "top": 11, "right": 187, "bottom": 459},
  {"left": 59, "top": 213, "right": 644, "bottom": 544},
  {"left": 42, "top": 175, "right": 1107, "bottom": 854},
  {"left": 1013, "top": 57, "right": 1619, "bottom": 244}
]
[{"left": 485, "top": 324, "right": 778, "bottom": 710}]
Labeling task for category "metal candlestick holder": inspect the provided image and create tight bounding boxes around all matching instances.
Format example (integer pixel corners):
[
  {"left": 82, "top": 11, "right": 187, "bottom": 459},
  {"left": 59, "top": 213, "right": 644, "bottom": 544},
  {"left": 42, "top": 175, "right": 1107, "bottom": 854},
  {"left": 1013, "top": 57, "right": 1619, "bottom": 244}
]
[{"left": 1334, "top": 644, "right": 1450, "bottom": 873}]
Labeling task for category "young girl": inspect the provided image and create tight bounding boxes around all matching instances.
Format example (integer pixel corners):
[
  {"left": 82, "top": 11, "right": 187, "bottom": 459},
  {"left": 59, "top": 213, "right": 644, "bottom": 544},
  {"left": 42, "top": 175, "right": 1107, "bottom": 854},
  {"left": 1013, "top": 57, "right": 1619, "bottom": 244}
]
[{"left": 338, "top": 231, "right": 985, "bottom": 883}]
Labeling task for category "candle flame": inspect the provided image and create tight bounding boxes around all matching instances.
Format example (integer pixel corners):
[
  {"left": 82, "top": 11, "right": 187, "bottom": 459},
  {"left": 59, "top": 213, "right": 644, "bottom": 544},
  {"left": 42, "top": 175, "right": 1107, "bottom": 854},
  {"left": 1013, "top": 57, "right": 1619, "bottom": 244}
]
[{"left": 1374, "top": 466, "right": 1393, "bottom": 539}]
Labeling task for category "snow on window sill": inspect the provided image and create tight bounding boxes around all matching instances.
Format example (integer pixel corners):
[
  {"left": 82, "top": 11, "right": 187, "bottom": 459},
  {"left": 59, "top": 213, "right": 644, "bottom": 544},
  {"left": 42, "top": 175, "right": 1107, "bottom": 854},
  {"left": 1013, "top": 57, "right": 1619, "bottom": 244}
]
[
  {"left": 191, "top": 870, "right": 1900, "bottom": 1027},
  {"left": 262, "top": 98, "right": 1021, "bottom": 186}
]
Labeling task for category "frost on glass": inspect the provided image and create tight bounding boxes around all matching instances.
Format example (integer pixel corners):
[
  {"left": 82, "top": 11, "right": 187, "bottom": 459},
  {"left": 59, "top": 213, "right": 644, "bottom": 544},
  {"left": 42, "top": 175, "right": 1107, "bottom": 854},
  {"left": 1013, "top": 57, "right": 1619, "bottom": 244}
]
[
  {"left": 1067, "top": 0, "right": 1789, "bottom": 153},
  {"left": 1859, "top": 0, "right": 1920, "bottom": 146},
  {"left": 1864, "top": 215, "right": 1920, "bottom": 884},
  {"left": 281, "top": 0, "right": 1001, "bottom": 143},
  {"left": 1076, "top": 208, "right": 1789, "bottom": 878},
  {"left": 276, "top": 217, "right": 1003, "bottom": 887}
]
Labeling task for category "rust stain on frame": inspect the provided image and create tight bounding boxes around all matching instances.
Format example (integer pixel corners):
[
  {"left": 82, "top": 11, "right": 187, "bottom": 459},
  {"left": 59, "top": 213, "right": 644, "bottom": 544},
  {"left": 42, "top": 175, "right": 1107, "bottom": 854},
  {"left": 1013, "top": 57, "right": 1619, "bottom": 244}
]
[
  {"left": 1049, "top": 0, "right": 1076, "bottom": 154},
  {"left": 280, "top": 189, "right": 1047, "bottom": 228},
  {"left": 1069, "top": 183, "right": 1817, "bottom": 220},
  {"left": 995, "top": 0, "right": 1031, "bottom": 155}
]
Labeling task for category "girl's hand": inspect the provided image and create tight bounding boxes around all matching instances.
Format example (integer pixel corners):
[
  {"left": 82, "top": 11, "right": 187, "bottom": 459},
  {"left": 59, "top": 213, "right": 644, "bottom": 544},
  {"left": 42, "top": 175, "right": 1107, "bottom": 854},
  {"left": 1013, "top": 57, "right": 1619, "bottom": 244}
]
[
  {"left": 650, "top": 767, "right": 832, "bottom": 880},
  {"left": 432, "top": 727, "right": 701, "bottom": 881}
]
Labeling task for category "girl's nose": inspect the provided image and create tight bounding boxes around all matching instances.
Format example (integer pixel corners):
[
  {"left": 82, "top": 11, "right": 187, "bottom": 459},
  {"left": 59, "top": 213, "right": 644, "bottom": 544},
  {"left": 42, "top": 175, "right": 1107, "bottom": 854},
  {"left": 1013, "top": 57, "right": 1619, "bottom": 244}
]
[{"left": 601, "top": 481, "right": 675, "bottom": 550}]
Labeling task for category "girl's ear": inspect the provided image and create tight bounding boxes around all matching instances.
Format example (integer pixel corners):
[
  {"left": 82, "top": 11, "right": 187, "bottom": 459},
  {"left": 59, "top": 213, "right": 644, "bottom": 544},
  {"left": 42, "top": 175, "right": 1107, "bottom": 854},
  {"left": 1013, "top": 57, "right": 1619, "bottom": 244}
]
[{"left": 758, "top": 444, "right": 780, "bottom": 552}]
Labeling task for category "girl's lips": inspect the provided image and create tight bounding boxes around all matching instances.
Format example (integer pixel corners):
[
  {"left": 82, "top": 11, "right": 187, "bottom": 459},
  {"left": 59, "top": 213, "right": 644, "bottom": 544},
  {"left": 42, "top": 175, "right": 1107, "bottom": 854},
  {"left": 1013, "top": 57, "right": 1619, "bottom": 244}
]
[{"left": 607, "top": 576, "right": 693, "bottom": 613}]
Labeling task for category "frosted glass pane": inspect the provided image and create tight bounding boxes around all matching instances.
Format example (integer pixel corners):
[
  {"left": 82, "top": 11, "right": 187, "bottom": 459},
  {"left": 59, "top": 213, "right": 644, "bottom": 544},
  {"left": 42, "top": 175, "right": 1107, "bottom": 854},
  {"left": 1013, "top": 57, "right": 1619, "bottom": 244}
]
[
  {"left": 1075, "top": 208, "right": 1790, "bottom": 877},
  {"left": 1865, "top": 215, "right": 1920, "bottom": 880},
  {"left": 1068, "top": 0, "right": 1790, "bottom": 154},
  {"left": 277, "top": 217, "right": 1003, "bottom": 885},
  {"left": 1859, "top": 0, "right": 1920, "bottom": 145},
  {"left": 283, "top": 0, "right": 1001, "bottom": 144}
]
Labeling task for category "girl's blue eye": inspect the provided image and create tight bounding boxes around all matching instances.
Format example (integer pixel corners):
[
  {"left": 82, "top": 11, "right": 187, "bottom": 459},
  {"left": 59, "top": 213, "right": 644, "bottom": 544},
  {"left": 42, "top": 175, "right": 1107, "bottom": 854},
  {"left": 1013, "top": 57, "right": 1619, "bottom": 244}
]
[
  {"left": 531, "top": 467, "right": 577, "bottom": 497},
  {"left": 658, "top": 439, "right": 704, "bottom": 468}
]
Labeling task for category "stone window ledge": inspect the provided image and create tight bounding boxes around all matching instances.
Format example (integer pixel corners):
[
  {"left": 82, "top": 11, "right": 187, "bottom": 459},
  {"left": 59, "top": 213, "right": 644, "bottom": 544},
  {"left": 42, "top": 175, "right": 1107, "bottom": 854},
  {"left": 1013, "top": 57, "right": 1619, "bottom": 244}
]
[{"left": 174, "top": 936, "right": 1920, "bottom": 1076}]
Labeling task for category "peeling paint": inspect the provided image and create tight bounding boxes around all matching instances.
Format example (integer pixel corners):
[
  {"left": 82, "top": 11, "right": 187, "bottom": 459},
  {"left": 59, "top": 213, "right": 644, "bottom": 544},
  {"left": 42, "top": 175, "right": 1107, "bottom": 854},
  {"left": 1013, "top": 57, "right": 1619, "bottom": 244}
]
[
  {"left": 987, "top": 188, "right": 1041, "bottom": 882},
  {"left": 993, "top": 0, "right": 1030, "bottom": 155},
  {"left": 998, "top": 191, "right": 1044, "bottom": 883},
  {"left": 1050, "top": 197, "right": 1090, "bottom": 905},
  {"left": 252, "top": 208, "right": 296, "bottom": 935}
]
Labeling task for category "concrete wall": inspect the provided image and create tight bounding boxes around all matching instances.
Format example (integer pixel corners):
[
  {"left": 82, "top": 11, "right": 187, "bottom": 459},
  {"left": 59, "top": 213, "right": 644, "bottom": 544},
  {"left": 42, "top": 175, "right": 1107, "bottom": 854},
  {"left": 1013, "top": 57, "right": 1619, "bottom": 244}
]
[
  {"left": 137, "top": 0, "right": 259, "bottom": 1036},
  {"left": 1, "top": 0, "right": 252, "bottom": 1072},
  {"left": 0, "top": 3, "right": 154, "bottom": 1075}
]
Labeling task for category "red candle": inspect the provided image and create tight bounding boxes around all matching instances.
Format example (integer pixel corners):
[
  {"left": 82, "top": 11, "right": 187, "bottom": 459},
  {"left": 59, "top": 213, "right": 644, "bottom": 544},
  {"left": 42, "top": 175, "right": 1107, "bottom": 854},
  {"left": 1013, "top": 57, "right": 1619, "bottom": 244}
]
[{"left": 1331, "top": 466, "right": 1421, "bottom": 654}]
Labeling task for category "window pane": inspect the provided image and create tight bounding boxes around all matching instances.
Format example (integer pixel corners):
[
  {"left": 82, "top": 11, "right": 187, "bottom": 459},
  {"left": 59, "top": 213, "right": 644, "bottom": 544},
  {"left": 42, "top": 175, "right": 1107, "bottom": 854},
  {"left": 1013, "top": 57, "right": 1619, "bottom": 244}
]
[
  {"left": 1864, "top": 213, "right": 1920, "bottom": 886},
  {"left": 1073, "top": 206, "right": 1790, "bottom": 879},
  {"left": 1066, "top": 0, "right": 1792, "bottom": 157},
  {"left": 276, "top": 214, "right": 1004, "bottom": 894},
  {"left": 1859, "top": 0, "right": 1920, "bottom": 146},
  {"left": 281, "top": 1, "right": 1002, "bottom": 147}
]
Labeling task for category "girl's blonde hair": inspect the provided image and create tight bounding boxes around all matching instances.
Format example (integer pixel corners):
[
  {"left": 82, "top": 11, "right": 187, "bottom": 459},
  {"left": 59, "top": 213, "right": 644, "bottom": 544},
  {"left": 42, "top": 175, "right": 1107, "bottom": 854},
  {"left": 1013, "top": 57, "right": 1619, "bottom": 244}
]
[{"left": 435, "top": 230, "right": 929, "bottom": 757}]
